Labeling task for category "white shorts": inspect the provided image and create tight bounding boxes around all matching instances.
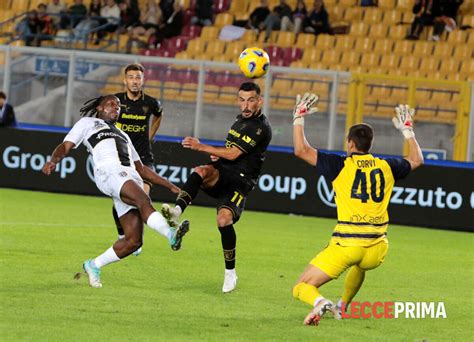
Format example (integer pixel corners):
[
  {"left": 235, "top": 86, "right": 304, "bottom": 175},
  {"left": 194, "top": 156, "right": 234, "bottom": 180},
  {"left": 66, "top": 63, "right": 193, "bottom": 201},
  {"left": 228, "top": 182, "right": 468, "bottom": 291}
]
[{"left": 94, "top": 164, "right": 144, "bottom": 217}]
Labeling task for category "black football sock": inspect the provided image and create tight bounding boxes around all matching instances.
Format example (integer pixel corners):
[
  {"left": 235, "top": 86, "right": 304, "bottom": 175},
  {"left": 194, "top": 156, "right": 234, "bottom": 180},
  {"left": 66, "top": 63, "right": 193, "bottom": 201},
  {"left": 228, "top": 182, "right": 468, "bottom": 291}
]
[
  {"left": 112, "top": 206, "right": 124, "bottom": 236},
  {"left": 218, "top": 225, "right": 236, "bottom": 270},
  {"left": 176, "top": 172, "right": 203, "bottom": 212}
]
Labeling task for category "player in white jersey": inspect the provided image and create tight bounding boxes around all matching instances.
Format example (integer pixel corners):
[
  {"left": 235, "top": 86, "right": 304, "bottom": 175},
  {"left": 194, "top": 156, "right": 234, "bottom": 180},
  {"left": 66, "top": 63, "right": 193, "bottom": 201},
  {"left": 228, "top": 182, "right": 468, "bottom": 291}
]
[{"left": 42, "top": 95, "right": 190, "bottom": 288}]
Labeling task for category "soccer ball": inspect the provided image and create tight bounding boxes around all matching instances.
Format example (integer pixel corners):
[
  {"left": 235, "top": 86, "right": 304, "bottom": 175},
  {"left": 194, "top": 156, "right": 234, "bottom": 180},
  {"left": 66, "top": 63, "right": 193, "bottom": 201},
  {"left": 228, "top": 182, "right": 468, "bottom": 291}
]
[{"left": 238, "top": 47, "right": 270, "bottom": 79}]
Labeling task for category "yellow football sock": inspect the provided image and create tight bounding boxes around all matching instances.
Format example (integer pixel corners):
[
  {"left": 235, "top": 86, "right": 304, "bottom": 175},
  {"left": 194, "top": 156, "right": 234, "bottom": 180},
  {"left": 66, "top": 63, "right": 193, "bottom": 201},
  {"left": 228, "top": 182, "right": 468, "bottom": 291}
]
[
  {"left": 292, "top": 282, "right": 321, "bottom": 306},
  {"left": 341, "top": 266, "right": 366, "bottom": 304}
]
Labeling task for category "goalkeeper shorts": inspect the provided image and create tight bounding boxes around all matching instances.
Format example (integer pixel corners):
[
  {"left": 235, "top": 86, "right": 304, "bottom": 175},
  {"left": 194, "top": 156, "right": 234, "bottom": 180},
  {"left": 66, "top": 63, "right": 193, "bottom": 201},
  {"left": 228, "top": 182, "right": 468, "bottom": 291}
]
[{"left": 310, "top": 240, "right": 389, "bottom": 279}]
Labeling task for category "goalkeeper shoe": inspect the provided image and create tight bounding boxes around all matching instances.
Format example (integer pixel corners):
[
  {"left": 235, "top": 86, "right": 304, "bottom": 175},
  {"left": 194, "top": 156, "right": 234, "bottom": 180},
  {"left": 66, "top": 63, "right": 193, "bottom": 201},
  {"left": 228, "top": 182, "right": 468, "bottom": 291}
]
[
  {"left": 332, "top": 305, "right": 343, "bottom": 320},
  {"left": 83, "top": 259, "right": 102, "bottom": 288},
  {"left": 161, "top": 203, "right": 180, "bottom": 228},
  {"left": 304, "top": 299, "right": 334, "bottom": 326},
  {"left": 169, "top": 220, "right": 190, "bottom": 251},
  {"left": 132, "top": 247, "right": 142, "bottom": 256}
]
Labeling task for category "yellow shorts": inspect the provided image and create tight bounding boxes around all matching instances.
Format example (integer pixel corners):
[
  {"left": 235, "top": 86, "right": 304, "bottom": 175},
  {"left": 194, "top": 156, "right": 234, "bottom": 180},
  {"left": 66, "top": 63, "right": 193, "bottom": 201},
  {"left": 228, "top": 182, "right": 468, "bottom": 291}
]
[{"left": 310, "top": 240, "right": 389, "bottom": 279}]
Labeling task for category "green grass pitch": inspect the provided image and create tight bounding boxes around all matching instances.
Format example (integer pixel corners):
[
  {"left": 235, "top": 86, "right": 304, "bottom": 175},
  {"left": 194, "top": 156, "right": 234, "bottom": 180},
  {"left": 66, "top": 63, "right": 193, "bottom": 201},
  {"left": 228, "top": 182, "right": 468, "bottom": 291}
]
[{"left": 0, "top": 188, "right": 472, "bottom": 341}]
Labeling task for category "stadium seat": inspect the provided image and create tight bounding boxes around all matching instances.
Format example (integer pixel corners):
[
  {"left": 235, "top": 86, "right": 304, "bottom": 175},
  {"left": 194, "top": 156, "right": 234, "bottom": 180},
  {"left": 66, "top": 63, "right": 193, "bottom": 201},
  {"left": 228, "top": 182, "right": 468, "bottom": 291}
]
[
  {"left": 396, "top": 0, "right": 415, "bottom": 11},
  {"left": 461, "top": 14, "right": 474, "bottom": 27},
  {"left": 257, "top": 31, "right": 278, "bottom": 44},
  {"left": 340, "top": 51, "right": 361, "bottom": 69},
  {"left": 276, "top": 31, "right": 296, "bottom": 47},
  {"left": 328, "top": 5, "right": 345, "bottom": 23},
  {"left": 466, "top": 32, "right": 474, "bottom": 46},
  {"left": 371, "top": 23, "right": 389, "bottom": 39},
  {"left": 163, "top": 82, "right": 181, "bottom": 99},
  {"left": 334, "top": 35, "right": 354, "bottom": 51},
  {"left": 295, "top": 33, "right": 315, "bottom": 48},
  {"left": 266, "top": 45, "right": 284, "bottom": 61},
  {"left": 282, "top": 47, "right": 303, "bottom": 65},
  {"left": 203, "top": 85, "right": 221, "bottom": 102},
  {"left": 315, "top": 34, "right": 335, "bottom": 50},
  {"left": 320, "top": 50, "right": 341, "bottom": 66},
  {"left": 353, "top": 37, "right": 374, "bottom": 53},
  {"left": 214, "top": 13, "right": 234, "bottom": 27},
  {"left": 240, "top": 30, "right": 258, "bottom": 43},
  {"left": 273, "top": 79, "right": 293, "bottom": 93},
  {"left": 290, "top": 60, "right": 307, "bottom": 68},
  {"left": 419, "top": 57, "right": 440, "bottom": 74},
  {"left": 214, "top": 0, "right": 231, "bottom": 13},
  {"left": 412, "top": 41, "right": 435, "bottom": 57},
  {"left": 206, "top": 40, "right": 226, "bottom": 55},
  {"left": 378, "top": 0, "right": 396, "bottom": 9},
  {"left": 201, "top": 26, "right": 220, "bottom": 40},
  {"left": 229, "top": 0, "right": 249, "bottom": 13},
  {"left": 387, "top": 25, "right": 408, "bottom": 40},
  {"left": 447, "top": 30, "right": 468, "bottom": 44},
  {"left": 180, "top": 83, "right": 197, "bottom": 102},
  {"left": 339, "top": 0, "right": 358, "bottom": 6},
  {"left": 393, "top": 40, "right": 414, "bottom": 55},
  {"left": 226, "top": 41, "right": 247, "bottom": 56},
  {"left": 349, "top": 22, "right": 369, "bottom": 37},
  {"left": 364, "top": 8, "right": 384, "bottom": 24},
  {"left": 186, "top": 38, "right": 206, "bottom": 55},
  {"left": 399, "top": 56, "right": 420, "bottom": 72},
  {"left": 452, "top": 45, "right": 473, "bottom": 59},
  {"left": 373, "top": 38, "right": 395, "bottom": 54},
  {"left": 343, "top": 7, "right": 363, "bottom": 21},
  {"left": 432, "top": 42, "right": 453, "bottom": 59},
  {"left": 219, "top": 86, "right": 239, "bottom": 103},
  {"left": 460, "top": 59, "right": 474, "bottom": 76},
  {"left": 181, "top": 25, "right": 202, "bottom": 38},
  {"left": 177, "top": 67, "right": 199, "bottom": 83},
  {"left": 301, "top": 48, "right": 321, "bottom": 64},
  {"left": 360, "top": 53, "right": 381, "bottom": 68}
]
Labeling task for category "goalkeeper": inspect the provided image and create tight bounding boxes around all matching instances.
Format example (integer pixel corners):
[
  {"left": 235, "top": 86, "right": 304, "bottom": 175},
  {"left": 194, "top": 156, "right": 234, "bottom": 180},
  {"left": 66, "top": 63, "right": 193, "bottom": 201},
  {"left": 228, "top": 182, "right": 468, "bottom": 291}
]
[{"left": 291, "top": 95, "right": 424, "bottom": 326}]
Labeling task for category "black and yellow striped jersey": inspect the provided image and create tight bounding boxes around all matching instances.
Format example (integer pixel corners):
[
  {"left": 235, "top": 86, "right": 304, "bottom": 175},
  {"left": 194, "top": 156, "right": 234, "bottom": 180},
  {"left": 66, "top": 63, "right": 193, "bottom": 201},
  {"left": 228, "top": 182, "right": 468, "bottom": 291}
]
[{"left": 316, "top": 151, "right": 411, "bottom": 247}]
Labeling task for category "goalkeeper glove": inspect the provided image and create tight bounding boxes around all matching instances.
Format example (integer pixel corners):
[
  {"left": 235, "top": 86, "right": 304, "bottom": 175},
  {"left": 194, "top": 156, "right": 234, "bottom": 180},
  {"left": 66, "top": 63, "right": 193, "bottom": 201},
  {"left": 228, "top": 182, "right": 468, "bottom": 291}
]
[
  {"left": 293, "top": 93, "right": 319, "bottom": 126},
  {"left": 392, "top": 104, "right": 415, "bottom": 139}
]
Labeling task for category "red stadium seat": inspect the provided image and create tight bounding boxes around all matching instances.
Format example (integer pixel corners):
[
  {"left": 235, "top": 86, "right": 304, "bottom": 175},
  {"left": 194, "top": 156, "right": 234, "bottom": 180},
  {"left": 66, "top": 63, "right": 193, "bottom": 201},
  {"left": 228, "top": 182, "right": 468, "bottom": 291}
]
[
  {"left": 181, "top": 25, "right": 202, "bottom": 39},
  {"left": 214, "top": 0, "right": 230, "bottom": 13},
  {"left": 265, "top": 46, "right": 284, "bottom": 60},
  {"left": 282, "top": 47, "right": 303, "bottom": 64},
  {"left": 177, "top": 68, "right": 199, "bottom": 83}
]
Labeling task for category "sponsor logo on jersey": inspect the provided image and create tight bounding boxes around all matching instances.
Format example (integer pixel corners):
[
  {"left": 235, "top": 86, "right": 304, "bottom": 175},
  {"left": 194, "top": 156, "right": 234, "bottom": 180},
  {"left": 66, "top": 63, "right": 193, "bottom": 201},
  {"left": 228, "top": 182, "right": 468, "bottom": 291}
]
[{"left": 120, "top": 113, "right": 147, "bottom": 120}]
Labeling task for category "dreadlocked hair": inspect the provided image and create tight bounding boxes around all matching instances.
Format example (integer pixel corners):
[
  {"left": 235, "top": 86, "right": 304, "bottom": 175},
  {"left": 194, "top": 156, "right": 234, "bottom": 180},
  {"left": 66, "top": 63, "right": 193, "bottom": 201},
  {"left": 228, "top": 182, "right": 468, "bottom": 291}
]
[{"left": 79, "top": 96, "right": 104, "bottom": 117}]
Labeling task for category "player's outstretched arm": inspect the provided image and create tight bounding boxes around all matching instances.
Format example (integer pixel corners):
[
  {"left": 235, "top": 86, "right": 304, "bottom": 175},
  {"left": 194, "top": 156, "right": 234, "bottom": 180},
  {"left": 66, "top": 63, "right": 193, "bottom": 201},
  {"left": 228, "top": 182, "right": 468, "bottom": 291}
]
[
  {"left": 392, "top": 104, "right": 424, "bottom": 170},
  {"left": 182, "top": 136, "right": 244, "bottom": 161},
  {"left": 135, "top": 161, "right": 180, "bottom": 194},
  {"left": 149, "top": 115, "right": 162, "bottom": 141},
  {"left": 42, "top": 141, "right": 76, "bottom": 175},
  {"left": 292, "top": 93, "right": 319, "bottom": 166}
]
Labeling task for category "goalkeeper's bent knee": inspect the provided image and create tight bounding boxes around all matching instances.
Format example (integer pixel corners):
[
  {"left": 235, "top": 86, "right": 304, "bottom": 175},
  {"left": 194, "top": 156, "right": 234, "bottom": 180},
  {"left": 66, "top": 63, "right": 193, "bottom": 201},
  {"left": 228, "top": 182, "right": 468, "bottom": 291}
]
[{"left": 292, "top": 282, "right": 321, "bottom": 306}]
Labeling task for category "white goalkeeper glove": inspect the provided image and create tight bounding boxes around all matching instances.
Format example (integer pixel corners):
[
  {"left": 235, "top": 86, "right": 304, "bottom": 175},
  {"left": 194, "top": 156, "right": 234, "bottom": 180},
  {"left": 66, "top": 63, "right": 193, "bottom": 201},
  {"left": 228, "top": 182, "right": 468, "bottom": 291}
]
[
  {"left": 392, "top": 104, "right": 415, "bottom": 139},
  {"left": 293, "top": 93, "right": 319, "bottom": 126}
]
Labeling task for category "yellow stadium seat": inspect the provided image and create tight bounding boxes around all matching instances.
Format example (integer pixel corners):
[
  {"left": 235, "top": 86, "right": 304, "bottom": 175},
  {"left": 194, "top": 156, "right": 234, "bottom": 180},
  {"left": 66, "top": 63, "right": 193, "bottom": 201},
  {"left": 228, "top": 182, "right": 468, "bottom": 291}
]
[
  {"left": 329, "top": 5, "right": 345, "bottom": 22},
  {"left": 399, "top": 56, "right": 420, "bottom": 72},
  {"left": 364, "top": 8, "right": 384, "bottom": 24},
  {"left": 201, "top": 26, "right": 220, "bottom": 40},
  {"left": 460, "top": 59, "right": 474, "bottom": 75},
  {"left": 292, "top": 80, "right": 314, "bottom": 94},
  {"left": 391, "top": 86, "right": 408, "bottom": 101},
  {"left": 370, "top": 23, "right": 389, "bottom": 39},
  {"left": 315, "top": 34, "right": 335, "bottom": 50},
  {"left": 163, "top": 82, "right": 181, "bottom": 99},
  {"left": 339, "top": 0, "right": 358, "bottom": 6},
  {"left": 340, "top": 51, "right": 361, "bottom": 68},
  {"left": 290, "top": 60, "right": 307, "bottom": 68},
  {"left": 432, "top": 42, "right": 454, "bottom": 58},
  {"left": 447, "top": 30, "right": 468, "bottom": 44},
  {"left": 379, "top": 0, "right": 396, "bottom": 9},
  {"left": 206, "top": 40, "right": 226, "bottom": 55},
  {"left": 257, "top": 31, "right": 278, "bottom": 43},
  {"left": 388, "top": 25, "right": 408, "bottom": 39},
  {"left": 353, "top": 37, "right": 374, "bottom": 53},
  {"left": 181, "top": 83, "right": 198, "bottom": 102},
  {"left": 350, "top": 22, "right": 369, "bottom": 37},
  {"left": 418, "top": 57, "right": 440, "bottom": 73},
  {"left": 452, "top": 45, "right": 473, "bottom": 59},
  {"left": 276, "top": 31, "right": 296, "bottom": 47},
  {"left": 373, "top": 38, "right": 395, "bottom": 54},
  {"left": 295, "top": 33, "right": 315, "bottom": 48},
  {"left": 333, "top": 35, "right": 354, "bottom": 51},
  {"left": 397, "top": 0, "right": 415, "bottom": 11},
  {"left": 301, "top": 48, "right": 321, "bottom": 63},
  {"left": 466, "top": 31, "right": 474, "bottom": 46},
  {"left": 239, "top": 30, "right": 258, "bottom": 43},
  {"left": 226, "top": 41, "right": 247, "bottom": 56},
  {"left": 186, "top": 38, "right": 207, "bottom": 55},
  {"left": 320, "top": 50, "right": 341, "bottom": 66},
  {"left": 343, "top": 7, "right": 363, "bottom": 21},
  {"left": 412, "top": 41, "right": 435, "bottom": 57},
  {"left": 203, "top": 85, "right": 221, "bottom": 103},
  {"left": 360, "top": 53, "right": 380, "bottom": 68},
  {"left": 273, "top": 79, "right": 293, "bottom": 93},
  {"left": 175, "top": 51, "right": 192, "bottom": 59},
  {"left": 229, "top": 0, "right": 249, "bottom": 13},
  {"left": 393, "top": 40, "right": 414, "bottom": 55},
  {"left": 438, "top": 59, "right": 461, "bottom": 74},
  {"left": 214, "top": 13, "right": 234, "bottom": 27},
  {"left": 383, "top": 9, "right": 403, "bottom": 24},
  {"left": 219, "top": 86, "right": 238, "bottom": 103},
  {"left": 11, "top": 0, "right": 29, "bottom": 13},
  {"left": 461, "top": 15, "right": 474, "bottom": 27}
]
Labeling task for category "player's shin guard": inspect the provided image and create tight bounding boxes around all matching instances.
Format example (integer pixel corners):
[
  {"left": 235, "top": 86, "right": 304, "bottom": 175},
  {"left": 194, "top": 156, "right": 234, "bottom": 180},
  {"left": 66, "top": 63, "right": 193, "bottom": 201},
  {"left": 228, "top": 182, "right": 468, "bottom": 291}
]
[
  {"left": 176, "top": 172, "right": 203, "bottom": 212},
  {"left": 341, "top": 266, "right": 366, "bottom": 305},
  {"left": 112, "top": 206, "right": 124, "bottom": 236},
  {"left": 292, "top": 282, "right": 321, "bottom": 306},
  {"left": 218, "top": 225, "right": 236, "bottom": 270}
]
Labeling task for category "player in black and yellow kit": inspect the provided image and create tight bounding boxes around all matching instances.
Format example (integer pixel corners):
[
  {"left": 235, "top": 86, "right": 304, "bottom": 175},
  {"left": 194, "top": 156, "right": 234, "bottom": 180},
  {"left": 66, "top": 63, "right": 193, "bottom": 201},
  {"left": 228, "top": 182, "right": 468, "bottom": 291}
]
[
  {"left": 161, "top": 82, "right": 272, "bottom": 293},
  {"left": 113, "top": 64, "right": 165, "bottom": 255},
  {"left": 291, "top": 95, "right": 424, "bottom": 326}
]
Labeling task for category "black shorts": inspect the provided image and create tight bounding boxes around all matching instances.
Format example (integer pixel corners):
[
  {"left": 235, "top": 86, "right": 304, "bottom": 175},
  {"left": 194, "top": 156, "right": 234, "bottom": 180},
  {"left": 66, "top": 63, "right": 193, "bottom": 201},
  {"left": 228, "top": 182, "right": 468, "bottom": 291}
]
[{"left": 203, "top": 164, "right": 254, "bottom": 223}]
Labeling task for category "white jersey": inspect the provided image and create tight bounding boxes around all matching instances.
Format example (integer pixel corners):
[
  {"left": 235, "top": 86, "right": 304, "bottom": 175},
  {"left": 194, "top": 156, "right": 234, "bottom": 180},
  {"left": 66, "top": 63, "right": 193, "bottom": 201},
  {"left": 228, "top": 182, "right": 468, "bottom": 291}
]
[{"left": 64, "top": 117, "right": 140, "bottom": 168}]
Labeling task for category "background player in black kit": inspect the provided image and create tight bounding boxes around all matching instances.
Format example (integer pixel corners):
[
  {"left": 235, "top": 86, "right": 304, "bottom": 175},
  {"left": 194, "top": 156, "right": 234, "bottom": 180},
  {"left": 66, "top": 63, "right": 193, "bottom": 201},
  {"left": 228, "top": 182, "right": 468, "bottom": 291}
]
[
  {"left": 113, "top": 63, "right": 164, "bottom": 255},
  {"left": 161, "top": 82, "right": 272, "bottom": 293}
]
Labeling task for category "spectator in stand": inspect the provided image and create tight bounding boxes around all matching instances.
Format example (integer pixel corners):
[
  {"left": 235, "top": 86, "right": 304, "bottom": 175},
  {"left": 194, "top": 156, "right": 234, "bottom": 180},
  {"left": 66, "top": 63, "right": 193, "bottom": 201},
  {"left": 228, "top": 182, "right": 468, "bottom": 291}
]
[
  {"left": 127, "top": 0, "right": 163, "bottom": 52},
  {"left": 406, "top": 0, "right": 441, "bottom": 40},
  {"left": 73, "top": 0, "right": 102, "bottom": 42},
  {"left": 119, "top": 0, "right": 140, "bottom": 32},
  {"left": 283, "top": 0, "right": 307, "bottom": 35},
  {"left": 246, "top": 0, "right": 270, "bottom": 33},
  {"left": 191, "top": 0, "right": 214, "bottom": 27},
  {"left": 151, "top": 1, "right": 184, "bottom": 46},
  {"left": 62, "top": 0, "right": 88, "bottom": 29},
  {"left": 431, "top": 0, "right": 463, "bottom": 41},
  {"left": 0, "top": 92, "right": 17, "bottom": 128},
  {"left": 304, "top": 0, "right": 332, "bottom": 35},
  {"left": 37, "top": 3, "right": 55, "bottom": 45},
  {"left": 261, "top": 0, "right": 293, "bottom": 42},
  {"left": 16, "top": 9, "right": 41, "bottom": 46},
  {"left": 46, "top": 0, "right": 67, "bottom": 29},
  {"left": 160, "top": 0, "right": 175, "bottom": 23},
  {"left": 96, "top": 0, "right": 121, "bottom": 44}
]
